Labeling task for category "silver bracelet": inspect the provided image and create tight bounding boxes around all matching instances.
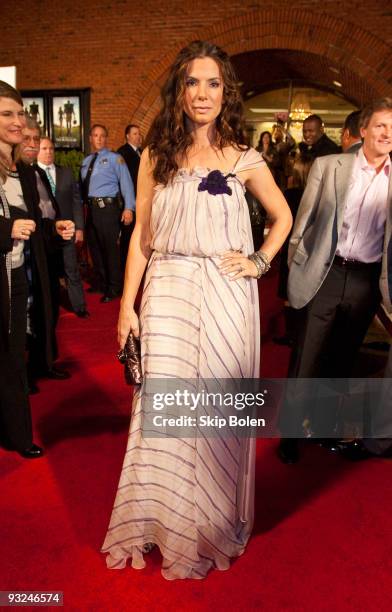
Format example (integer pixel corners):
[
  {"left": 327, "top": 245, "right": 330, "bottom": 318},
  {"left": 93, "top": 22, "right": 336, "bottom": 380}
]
[
  {"left": 248, "top": 252, "right": 269, "bottom": 279},
  {"left": 248, "top": 253, "right": 262, "bottom": 278},
  {"left": 256, "top": 250, "right": 271, "bottom": 273}
]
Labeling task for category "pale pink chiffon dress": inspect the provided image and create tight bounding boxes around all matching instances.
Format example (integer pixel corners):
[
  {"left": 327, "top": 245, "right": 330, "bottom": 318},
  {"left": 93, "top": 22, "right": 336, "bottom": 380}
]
[{"left": 102, "top": 148, "right": 264, "bottom": 579}]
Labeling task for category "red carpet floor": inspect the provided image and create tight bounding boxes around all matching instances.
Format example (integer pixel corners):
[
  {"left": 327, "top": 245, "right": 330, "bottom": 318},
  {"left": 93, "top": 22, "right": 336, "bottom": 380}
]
[{"left": 1, "top": 269, "right": 392, "bottom": 611}]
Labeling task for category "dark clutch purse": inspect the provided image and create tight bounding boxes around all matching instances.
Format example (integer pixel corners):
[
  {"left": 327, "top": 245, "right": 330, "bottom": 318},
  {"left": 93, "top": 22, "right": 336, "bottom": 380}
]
[{"left": 117, "top": 332, "right": 143, "bottom": 385}]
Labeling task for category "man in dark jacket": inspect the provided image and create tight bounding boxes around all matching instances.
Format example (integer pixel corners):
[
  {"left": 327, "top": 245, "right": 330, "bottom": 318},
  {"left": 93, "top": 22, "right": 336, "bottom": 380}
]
[
  {"left": 18, "top": 122, "right": 71, "bottom": 386},
  {"left": 341, "top": 110, "right": 362, "bottom": 154},
  {"left": 117, "top": 124, "right": 141, "bottom": 270},
  {"left": 37, "top": 137, "right": 88, "bottom": 318},
  {"left": 299, "top": 114, "right": 340, "bottom": 159}
]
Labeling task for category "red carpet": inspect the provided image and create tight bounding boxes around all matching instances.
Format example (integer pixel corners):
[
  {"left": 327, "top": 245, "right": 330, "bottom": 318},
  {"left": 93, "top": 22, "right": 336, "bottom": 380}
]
[{"left": 1, "top": 269, "right": 392, "bottom": 611}]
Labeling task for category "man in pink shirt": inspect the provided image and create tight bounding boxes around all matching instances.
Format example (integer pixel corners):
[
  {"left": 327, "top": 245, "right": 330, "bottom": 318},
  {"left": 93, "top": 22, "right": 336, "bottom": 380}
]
[{"left": 278, "top": 97, "right": 392, "bottom": 463}]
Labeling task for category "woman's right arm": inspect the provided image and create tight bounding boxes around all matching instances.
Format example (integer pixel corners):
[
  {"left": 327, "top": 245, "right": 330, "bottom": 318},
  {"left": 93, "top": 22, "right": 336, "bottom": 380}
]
[{"left": 118, "top": 149, "right": 156, "bottom": 347}]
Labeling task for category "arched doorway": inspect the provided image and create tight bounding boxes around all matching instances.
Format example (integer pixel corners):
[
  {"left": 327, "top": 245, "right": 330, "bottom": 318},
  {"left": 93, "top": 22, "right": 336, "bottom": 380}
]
[
  {"left": 131, "top": 9, "right": 389, "bottom": 131},
  {"left": 242, "top": 86, "right": 356, "bottom": 147},
  {"left": 231, "top": 48, "right": 364, "bottom": 146}
]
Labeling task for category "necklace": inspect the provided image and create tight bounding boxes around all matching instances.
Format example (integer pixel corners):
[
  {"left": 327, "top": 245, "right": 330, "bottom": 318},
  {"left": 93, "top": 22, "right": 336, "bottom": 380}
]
[
  {"left": 0, "top": 158, "right": 17, "bottom": 177},
  {"left": 6, "top": 168, "right": 19, "bottom": 178}
]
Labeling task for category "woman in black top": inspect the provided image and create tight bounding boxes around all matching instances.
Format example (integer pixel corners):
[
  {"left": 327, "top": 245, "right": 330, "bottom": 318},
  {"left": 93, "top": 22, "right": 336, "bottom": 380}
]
[{"left": 0, "top": 81, "right": 74, "bottom": 457}]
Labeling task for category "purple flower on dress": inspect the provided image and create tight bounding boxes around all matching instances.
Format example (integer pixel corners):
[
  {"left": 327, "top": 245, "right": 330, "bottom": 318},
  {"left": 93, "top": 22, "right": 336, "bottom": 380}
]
[{"left": 198, "top": 170, "right": 234, "bottom": 196}]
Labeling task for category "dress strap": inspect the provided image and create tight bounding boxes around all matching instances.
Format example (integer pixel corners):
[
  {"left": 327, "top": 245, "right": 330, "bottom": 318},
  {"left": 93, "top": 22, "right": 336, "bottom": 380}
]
[{"left": 233, "top": 148, "right": 266, "bottom": 173}]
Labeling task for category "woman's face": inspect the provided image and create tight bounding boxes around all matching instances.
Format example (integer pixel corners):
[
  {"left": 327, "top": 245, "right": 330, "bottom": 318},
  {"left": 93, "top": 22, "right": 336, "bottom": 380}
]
[
  {"left": 0, "top": 97, "right": 25, "bottom": 146},
  {"left": 183, "top": 57, "right": 223, "bottom": 127},
  {"left": 262, "top": 133, "right": 271, "bottom": 146}
]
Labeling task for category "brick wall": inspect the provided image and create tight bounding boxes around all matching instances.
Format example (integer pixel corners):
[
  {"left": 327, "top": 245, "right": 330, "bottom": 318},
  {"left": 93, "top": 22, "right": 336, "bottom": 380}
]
[{"left": 0, "top": 0, "right": 391, "bottom": 149}]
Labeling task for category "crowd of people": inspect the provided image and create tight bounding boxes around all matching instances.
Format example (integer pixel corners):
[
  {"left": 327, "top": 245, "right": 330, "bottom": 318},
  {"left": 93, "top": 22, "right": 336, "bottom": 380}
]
[
  {"left": 0, "top": 90, "right": 144, "bottom": 449},
  {"left": 252, "top": 105, "right": 392, "bottom": 463},
  {"left": 0, "top": 38, "right": 391, "bottom": 580}
]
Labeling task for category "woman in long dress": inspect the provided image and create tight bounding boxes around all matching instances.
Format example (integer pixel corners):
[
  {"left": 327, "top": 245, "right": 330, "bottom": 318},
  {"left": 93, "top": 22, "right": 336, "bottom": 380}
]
[{"left": 102, "top": 40, "right": 292, "bottom": 579}]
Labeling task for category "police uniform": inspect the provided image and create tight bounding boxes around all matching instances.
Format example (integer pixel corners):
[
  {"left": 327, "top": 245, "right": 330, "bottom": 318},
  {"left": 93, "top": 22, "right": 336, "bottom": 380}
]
[{"left": 81, "top": 148, "right": 135, "bottom": 298}]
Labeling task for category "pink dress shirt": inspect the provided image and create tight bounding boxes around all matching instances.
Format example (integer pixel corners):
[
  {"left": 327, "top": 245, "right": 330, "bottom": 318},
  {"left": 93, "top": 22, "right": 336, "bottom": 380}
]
[{"left": 336, "top": 148, "right": 390, "bottom": 263}]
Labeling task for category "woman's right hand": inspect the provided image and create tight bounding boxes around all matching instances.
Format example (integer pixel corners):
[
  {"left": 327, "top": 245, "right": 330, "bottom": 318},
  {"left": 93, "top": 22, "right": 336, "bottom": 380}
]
[
  {"left": 11, "top": 219, "right": 36, "bottom": 240},
  {"left": 118, "top": 306, "right": 140, "bottom": 349}
]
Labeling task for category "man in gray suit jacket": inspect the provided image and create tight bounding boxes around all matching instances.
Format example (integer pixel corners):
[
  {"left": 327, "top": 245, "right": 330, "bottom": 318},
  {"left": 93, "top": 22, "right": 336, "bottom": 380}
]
[
  {"left": 38, "top": 138, "right": 88, "bottom": 317},
  {"left": 279, "top": 98, "right": 392, "bottom": 463}
]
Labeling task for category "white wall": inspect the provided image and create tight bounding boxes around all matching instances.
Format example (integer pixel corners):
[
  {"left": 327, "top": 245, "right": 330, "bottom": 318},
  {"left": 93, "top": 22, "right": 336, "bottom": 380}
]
[{"left": 0, "top": 67, "right": 16, "bottom": 87}]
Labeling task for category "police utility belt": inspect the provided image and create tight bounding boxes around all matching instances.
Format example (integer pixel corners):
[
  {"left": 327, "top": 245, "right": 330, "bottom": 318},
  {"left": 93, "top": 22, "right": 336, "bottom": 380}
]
[{"left": 88, "top": 196, "right": 122, "bottom": 209}]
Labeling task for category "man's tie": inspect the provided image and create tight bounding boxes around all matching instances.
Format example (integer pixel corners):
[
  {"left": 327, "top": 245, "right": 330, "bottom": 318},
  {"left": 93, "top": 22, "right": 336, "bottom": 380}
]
[{"left": 45, "top": 166, "right": 56, "bottom": 196}]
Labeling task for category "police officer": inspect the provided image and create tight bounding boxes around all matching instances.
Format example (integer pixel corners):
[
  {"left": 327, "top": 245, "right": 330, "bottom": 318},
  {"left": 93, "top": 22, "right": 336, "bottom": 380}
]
[{"left": 81, "top": 124, "right": 135, "bottom": 302}]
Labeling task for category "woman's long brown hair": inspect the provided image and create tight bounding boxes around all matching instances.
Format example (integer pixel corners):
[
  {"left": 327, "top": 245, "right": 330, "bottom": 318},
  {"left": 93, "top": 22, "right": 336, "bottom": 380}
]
[{"left": 146, "top": 40, "right": 248, "bottom": 185}]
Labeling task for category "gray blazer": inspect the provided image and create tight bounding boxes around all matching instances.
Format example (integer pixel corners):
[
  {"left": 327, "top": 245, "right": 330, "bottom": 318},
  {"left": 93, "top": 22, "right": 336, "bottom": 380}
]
[
  {"left": 55, "top": 165, "right": 84, "bottom": 230},
  {"left": 287, "top": 151, "right": 392, "bottom": 312}
]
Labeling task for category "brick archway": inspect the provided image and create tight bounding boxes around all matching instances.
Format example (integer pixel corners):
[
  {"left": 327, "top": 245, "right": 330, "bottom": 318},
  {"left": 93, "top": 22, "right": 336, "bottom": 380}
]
[{"left": 132, "top": 8, "right": 391, "bottom": 131}]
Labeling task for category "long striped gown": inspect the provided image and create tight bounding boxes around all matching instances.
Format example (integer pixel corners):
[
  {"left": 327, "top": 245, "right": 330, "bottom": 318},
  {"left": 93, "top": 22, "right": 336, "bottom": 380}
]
[{"left": 102, "top": 148, "right": 264, "bottom": 579}]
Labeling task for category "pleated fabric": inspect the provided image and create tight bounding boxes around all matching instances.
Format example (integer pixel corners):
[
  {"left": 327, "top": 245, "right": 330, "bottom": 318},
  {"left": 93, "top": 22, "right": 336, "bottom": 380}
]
[{"left": 102, "top": 148, "right": 264, "bottom": 579}]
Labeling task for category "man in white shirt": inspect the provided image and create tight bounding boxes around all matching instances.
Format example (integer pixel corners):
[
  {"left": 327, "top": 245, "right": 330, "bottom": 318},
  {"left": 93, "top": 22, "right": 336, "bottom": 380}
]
[
  {"left": 37, "top": 138, "right": 88, "bottom": 318},
  {"left": 279, "top": 97, "right": 392, "bottom": 463}
]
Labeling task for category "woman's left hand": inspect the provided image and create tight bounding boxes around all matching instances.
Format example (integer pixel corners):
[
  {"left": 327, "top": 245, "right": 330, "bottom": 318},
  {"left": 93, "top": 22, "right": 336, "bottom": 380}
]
[
  {"left": 218, "top": 250, "right": 258, "bottom": 280},
  {"left": 55, "top": 220, "right": 75, "bottom": 240}
]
